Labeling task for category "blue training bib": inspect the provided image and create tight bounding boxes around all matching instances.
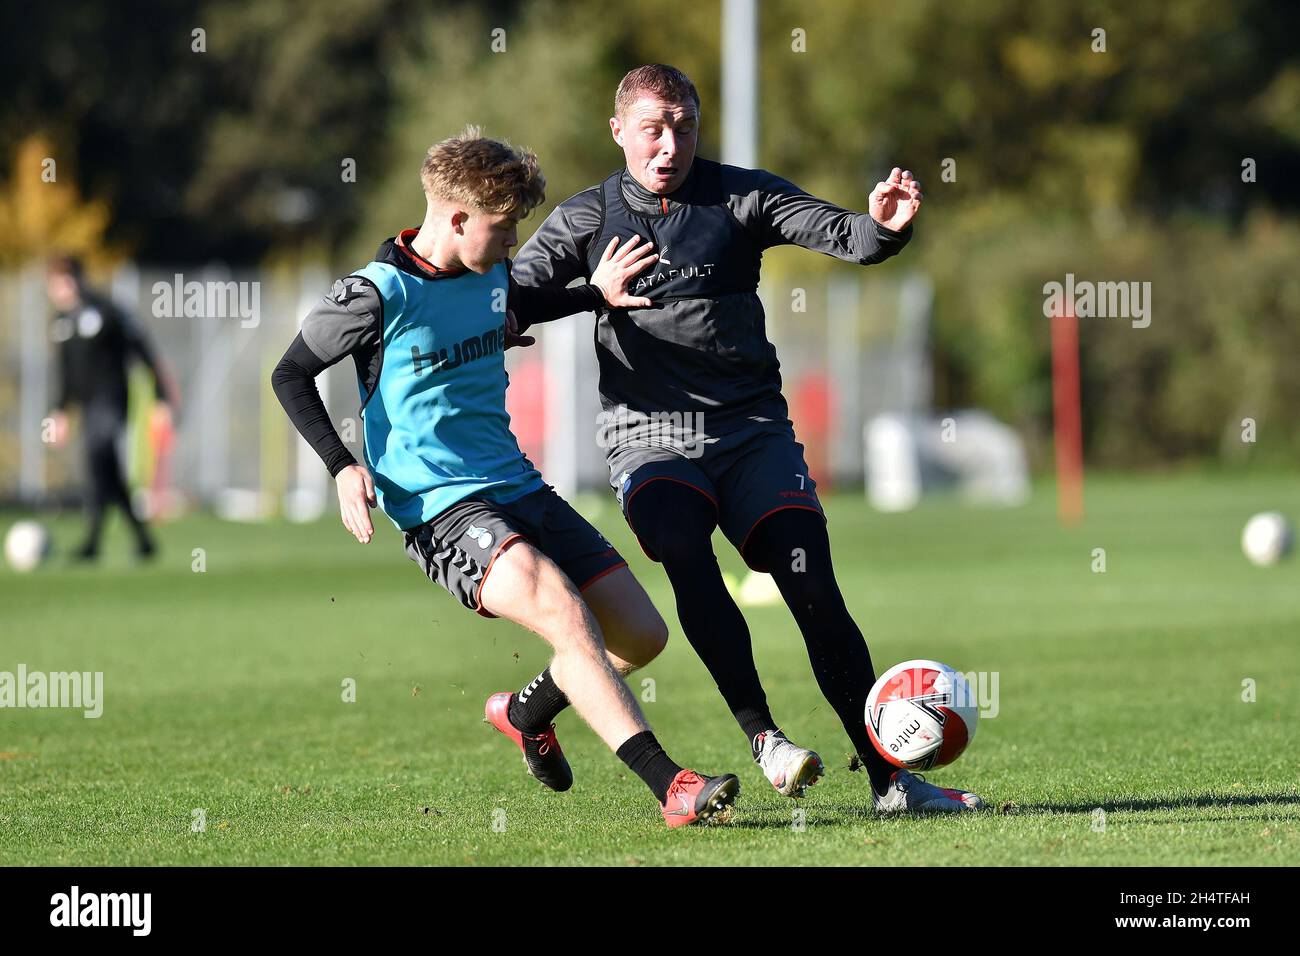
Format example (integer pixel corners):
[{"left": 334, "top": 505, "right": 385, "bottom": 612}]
[{"left": 353, "top": 260, "right": 543, "bottom": 530}]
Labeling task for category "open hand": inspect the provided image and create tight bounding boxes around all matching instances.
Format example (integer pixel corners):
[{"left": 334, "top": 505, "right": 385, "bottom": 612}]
[
  {"left": 591, "top": 235, "right": 659, "bottom": 308},
  {"left": 869, "top": 167, "right": 923, "bottom": 231}
]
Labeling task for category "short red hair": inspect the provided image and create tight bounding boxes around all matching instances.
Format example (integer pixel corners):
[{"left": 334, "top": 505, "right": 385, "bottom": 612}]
[{"left": 614, "top": 64, "right": 700, "bottom": 119}]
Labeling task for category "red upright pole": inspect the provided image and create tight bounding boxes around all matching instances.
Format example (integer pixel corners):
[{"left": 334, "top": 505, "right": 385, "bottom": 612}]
[{"left": 1051, "top": 302, "right": 1084, "bottom": 526}]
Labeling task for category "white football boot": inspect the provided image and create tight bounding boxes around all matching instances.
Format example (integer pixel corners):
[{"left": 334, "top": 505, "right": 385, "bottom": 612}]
[
  {"left": 873, "top": 768, "right": 986, "bottom": 814},
  {"left": 754, "top": 730, "right": 825, "bottom": 797}
]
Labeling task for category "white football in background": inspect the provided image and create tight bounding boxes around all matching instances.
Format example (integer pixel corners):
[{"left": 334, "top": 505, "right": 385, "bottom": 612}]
[
  {"left": 4, "top": 521, "right": 51, "bottom": 573},
  {"left": 1241, "top": 512, "right": 1293, "bottom": 567}
]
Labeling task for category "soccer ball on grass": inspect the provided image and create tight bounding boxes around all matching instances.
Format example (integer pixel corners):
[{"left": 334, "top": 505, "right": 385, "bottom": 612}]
[{"left": 865, "top": 659, "right": 978, "bottom": 771}]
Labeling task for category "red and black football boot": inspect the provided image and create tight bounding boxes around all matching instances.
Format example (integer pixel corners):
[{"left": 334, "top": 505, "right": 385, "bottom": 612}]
[
  {"left": 484, "top": 692, "right": 574, "bottom": 792},
  {"left": 659, "top": 769, "right": 740, "bottom": 828}
]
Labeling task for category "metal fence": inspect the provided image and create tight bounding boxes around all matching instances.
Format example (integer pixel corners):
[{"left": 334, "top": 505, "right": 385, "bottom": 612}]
[{"left": 0, "top": 263, "right": 929, "bottom": 515}]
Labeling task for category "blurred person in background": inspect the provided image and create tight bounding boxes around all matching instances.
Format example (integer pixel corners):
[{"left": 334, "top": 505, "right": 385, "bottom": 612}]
[{"left": 45, "top": 255, "right": 174, "bottom": 561}]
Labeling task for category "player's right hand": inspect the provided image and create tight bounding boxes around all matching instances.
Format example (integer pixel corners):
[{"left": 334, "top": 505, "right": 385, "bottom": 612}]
[
  {"left": 591, "top": 235, "right": 658, "bottom": 308},
  {"left": 335, "top": 463, "right": 377, "bottom": 543}
]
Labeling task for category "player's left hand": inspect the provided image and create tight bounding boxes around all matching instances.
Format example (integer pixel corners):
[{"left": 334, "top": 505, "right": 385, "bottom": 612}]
[
  {"left": 869, "top": 167, "right": 923, "bottom": 231},
  {"left": 504, "top": 309, "right": 535, "bottom": 349}
]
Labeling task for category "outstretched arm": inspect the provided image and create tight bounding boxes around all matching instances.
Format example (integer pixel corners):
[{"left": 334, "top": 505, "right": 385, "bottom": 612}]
[
  {"left": 507, "top": 234, "right": 659, "bottom": 338},
  {"left": 511, "top": 200, "right": 595, "bottom": 292},
  {"left": 732, "top": 165, "right": 921, "bottom": 265},
  {"left": 505, "top": 273, "right": 604, "bottom": 330}
]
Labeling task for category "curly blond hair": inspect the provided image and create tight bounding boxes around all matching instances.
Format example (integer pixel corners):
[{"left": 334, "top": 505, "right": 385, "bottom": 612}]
[{"left": 419, "top": 126, "right": 546, "bottom": 216}]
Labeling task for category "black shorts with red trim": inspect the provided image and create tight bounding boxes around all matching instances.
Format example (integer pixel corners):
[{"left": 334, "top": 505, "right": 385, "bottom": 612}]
[
  {"left": 403, "top": 485, "right": 626, "bottom": 618},
  {"left": 609, "top": 419, "right": 825, "bottom": 572}
]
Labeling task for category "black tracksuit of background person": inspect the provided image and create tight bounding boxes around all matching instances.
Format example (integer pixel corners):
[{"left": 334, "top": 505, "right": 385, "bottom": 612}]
[{"left": 52, "top": 288, "right": 167, "bottom": 558}]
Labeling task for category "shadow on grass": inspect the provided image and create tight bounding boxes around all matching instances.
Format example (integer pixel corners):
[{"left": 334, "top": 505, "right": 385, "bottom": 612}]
[
  {"left": 1017, "top": 792, "right": 1300, "bottom": 815},
  {"left": 723, "top": 805, "right": 927, "bottom": 828},
  {"left": 688, "top": 791, "right": 1300, "bottom": 832},
  {"left": 725, "top": 791, "right": 1300, "bottom": 827}
]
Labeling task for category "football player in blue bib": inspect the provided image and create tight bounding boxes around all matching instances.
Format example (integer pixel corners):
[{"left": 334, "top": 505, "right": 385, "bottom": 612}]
[{"left": 272, "top": 127, "right": 739, "bottom": 828}]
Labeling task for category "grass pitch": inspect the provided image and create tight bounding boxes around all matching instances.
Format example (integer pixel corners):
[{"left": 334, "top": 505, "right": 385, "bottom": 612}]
[{"left": 2, "top": 472, "right": 1297, "bottom": 865}]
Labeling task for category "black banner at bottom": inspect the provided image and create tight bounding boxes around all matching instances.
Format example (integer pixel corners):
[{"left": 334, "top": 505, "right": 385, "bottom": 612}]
[{"left": 0, "top": 866, "right": 1277, "bottom": 940}]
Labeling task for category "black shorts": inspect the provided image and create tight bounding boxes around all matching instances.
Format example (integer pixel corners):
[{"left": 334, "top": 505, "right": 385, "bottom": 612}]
[
  {"left": 608, "top": 419, "right": 825, "bottom": 572},
  {"left": 403, "top": 485, "right": 627, "bottom": 618}
]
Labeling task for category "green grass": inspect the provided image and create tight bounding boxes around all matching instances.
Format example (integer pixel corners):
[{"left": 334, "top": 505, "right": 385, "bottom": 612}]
[{"left": 2, "top": 472, "right": 1298, "bottom": 865}]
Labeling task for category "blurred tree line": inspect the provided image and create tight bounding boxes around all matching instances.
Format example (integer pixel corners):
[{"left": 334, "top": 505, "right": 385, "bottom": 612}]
[{"left": 3, "top": 0, "right": 1298, "bottom": 467}]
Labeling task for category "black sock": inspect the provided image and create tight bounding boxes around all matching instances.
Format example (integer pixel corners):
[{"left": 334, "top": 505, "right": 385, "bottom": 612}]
[
  {"left": 747, "top": 509, "right": 897, "bottom": 797},
  {"left": 615, "top": 731, "right": 683, "bottom": 803},
  {"left": 628, "top": 482, "right": 778, "bottom": 745},
  {"left": 508, "top": 667, "right": 570, "bottom": 734}
]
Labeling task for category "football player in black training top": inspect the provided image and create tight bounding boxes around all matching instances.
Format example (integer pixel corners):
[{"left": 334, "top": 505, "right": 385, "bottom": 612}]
[{"left": 511, "top": 64, "right": 985, "bottom": 815}]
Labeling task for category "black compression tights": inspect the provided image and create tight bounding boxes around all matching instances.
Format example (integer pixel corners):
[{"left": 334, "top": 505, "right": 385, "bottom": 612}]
[
  {"left": 81, "top": 405, "right": 152, "bottom": 555},
  {"left": 746, "top": 508, "right": 895, "bottom": 792},
  {"left": 627, "top": 482, "right": 777, "bottom": 744},
  {"left": 628, "top": 480, "right": 896, "bottom": 794}
]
